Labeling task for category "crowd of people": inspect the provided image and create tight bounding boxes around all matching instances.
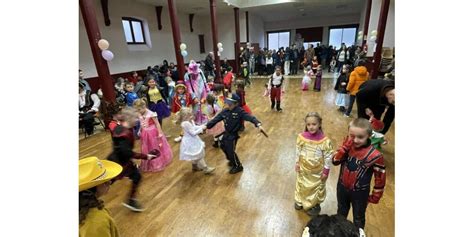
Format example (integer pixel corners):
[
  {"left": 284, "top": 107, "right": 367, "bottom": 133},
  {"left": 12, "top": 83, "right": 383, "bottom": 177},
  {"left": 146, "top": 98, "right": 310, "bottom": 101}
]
[{"left": 79, "top": 42, "right": 395, "bottom": 236}]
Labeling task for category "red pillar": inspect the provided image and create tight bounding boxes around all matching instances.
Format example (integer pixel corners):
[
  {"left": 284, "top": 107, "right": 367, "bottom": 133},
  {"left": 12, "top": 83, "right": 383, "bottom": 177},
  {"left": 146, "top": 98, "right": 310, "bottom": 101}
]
[
  {"left": 234, "top": 8, "right": 241, "bottom": 74},
  {"left": 362, "top": 0, "right": 372, "bottom": 47},
  {"left": 167, "top": 0, "right": 185, "bottom": 80},
  {"left": 371, "top": 0, "right": 391, "bottom": 79},
  {"left": 79, "top": 0, "right": 115, "bottom": 103},
  {"left": 209, "top": 0, "right": 222, "bottom": 83}
]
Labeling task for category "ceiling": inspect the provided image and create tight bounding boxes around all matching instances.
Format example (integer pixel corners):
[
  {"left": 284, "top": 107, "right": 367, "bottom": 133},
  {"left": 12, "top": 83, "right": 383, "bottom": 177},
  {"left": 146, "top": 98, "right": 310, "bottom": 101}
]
[{"left": 136, "top": 0, "right": 364, "bottom": 22}]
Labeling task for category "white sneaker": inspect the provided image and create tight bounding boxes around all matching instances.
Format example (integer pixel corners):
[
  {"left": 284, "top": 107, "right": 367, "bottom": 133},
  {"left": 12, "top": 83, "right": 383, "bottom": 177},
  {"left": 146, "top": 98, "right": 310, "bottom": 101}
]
[
  {"left": 174, "top": 136, "right": 182, "bottom": 142},
  {"left": 203, "top": 166, "right": 216, "bottom": 174}
]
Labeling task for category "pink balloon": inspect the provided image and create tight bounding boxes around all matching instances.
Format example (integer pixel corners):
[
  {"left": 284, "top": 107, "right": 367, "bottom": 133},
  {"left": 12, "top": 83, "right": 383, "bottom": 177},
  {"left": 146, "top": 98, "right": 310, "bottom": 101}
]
[{"left": 101, "top": 50, "right": 114, "bottom": 61}]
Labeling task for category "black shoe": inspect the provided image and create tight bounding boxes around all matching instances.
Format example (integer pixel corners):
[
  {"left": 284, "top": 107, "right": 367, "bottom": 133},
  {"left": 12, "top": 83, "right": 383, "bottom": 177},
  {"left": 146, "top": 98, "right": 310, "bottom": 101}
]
[
  {"left": 338, "top": 106, "right": 346, "bottom": 112},
  {"left": 122, "top": 198, "right": 145, "bottom": 212},
  {"left": 294, "top": 203, "right": 303, "bottom": 210},
  {"left": 227, "top": 161, "right": 233, "bottom": 167},
  {"left": 212, "top": 140, "right": 219, "bottom": 148},
  {"left": 229, "top": 165, "right": 243, "bottom": 174},
  {"left": 306, "top": 204, "right": 321, "bottom": 216}
]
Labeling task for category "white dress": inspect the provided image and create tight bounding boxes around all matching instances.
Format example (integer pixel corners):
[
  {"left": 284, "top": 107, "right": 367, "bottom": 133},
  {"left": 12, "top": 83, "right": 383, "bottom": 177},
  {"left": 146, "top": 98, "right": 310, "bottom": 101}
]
[{"left": 179, "top": 121, "right": 205, "bottom": 161}]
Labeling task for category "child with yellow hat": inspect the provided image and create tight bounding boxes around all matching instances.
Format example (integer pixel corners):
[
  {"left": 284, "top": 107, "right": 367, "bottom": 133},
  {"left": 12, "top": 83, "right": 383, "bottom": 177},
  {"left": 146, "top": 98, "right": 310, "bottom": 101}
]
[{"left": 79, "top": 157, "right": 122, "bottom": 237}]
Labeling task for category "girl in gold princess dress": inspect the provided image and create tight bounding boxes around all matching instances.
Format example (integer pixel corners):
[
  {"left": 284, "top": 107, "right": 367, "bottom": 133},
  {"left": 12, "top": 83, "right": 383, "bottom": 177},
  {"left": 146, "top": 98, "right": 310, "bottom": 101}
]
[{"left": 295, "top": 112, "right": 334, "bottom": 216}]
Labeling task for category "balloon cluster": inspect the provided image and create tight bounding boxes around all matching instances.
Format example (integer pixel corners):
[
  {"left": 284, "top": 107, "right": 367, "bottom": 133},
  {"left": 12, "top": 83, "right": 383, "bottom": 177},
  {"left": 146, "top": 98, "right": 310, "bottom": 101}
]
[
  {"left": 369, "top": 30, "right": 377, "bottom": 42},
  {"left": 98, "top": 39, "right": 114, "bottom": 61},
  {"left": 357, "top": 31, "right": 363, "bottom": 41},
  {"left": 180, "top": 43, "right": 188, "bottom": 57},
  {"left": 217, "top": 42, "right": 223, "bottom": 57}
]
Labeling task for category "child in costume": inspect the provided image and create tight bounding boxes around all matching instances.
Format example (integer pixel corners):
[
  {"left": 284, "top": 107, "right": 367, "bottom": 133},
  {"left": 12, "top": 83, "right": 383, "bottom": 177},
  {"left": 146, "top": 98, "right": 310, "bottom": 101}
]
[
  {"left": 334, "top": 64, "right": 351, "bottom": 112},
  {"left": 235, "top": 80, "right": 252, "bottom": 114},
  {"left": 79, "top": 157, "right": 122, "bottom": 237},
  {"left": 124, "top": 82, "right": 139, "bottom": 107},
  {"left": 211, "top": 83, "right": 226, "bottom": 109},
  {"left": 332, "top": 118, "right": 386, "bottom": 230},
  {"left": 177, "top": 107, "right": 216, "bottom": 174},
  {"left": 145, "top": 76, "right": 171, "bottom": 125},
  {"left": 263, "top": 83, "right": 270, "bottom": 97},
  {"left": 206, "top": 93, "right": 266, "bottom": 174},
  {"left": 107, "top": 107, "right": 157, "bottom": 212},
  {"left": 171, "top": 81, "right": 193, "bottom": 142},
  {"left": 311, "top": 56, "right": 319, "bottom": 74},
  {"left": 295, "top": 112, "right": 334, "bottom": 216},
  {"left": 203, "top": 94, "right": 225, "bottom": 148},
  {"left": 313, "top": 65, "right": 323, "bottom": 92},
  {"left": 365, "top": 108, "right": 386, "bottom": 151},
  {"left": 267, "top": 66, "right": 285, "bottom": 112},
  {"left": 133, "top": 99, "right": 173, "bottom": 172},
  {"left": 184, "top": 60, "right": 209, "bottom": 125},
  {"left": 329, "top": 56, "right": 337, "bottom": 73},
  {"left": 207, "top": 75, "right": 215, "bottom": 91},
  {"left": 165, "top": 76, "right": 175, "bottom": 107},
  {"left": 240, "top": 61, "right": 251, "bottom": 86},
  {"left": 223, "top": 67, "right": 234, "bottom": 93},
  {"left": 301, "top": 66, "right": 313, "bottom": 91}
]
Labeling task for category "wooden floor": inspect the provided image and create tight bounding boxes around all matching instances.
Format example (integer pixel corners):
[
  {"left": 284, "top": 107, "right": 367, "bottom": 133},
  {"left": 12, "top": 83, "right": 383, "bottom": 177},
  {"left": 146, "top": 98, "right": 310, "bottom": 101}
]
[{"left": 79, "top": 72, "right": 395, "bottom": 237}]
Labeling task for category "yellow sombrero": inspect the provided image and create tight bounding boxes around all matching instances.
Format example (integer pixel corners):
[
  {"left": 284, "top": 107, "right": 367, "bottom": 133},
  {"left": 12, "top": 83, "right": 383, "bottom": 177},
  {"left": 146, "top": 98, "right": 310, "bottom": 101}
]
[{"left": 79, "top": 157, "right": 123, "bottom": 192}]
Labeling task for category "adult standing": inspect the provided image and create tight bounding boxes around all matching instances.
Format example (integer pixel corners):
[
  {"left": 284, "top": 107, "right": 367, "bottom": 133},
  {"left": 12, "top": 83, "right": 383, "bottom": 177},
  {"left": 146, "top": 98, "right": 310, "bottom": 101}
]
[
  {"left": 336, "top": 43, "right": 349, "bottom": 73},
  {"left": 291, "top": 44, "right": 299, "bottom": 75},
  {"left": 79, "top": 69, "right": 91, "bottom": 92},
  {"left": 204, "top": 52, "right": 215, "bottom": 78},
  {"left": 356, "top": 79, "right": 395, "bottom": 134},
  {"left": 304, "top": 44, "right": 315, "bottom": 66},
  {"left": 249, "top": 48, "right": 256, "bottom": 75},
  {"left": 184, "top": 60, "right": 209, "bottom": 125},
  {"left": 284, "top": 47, "right": 291, "bottom": 75}
]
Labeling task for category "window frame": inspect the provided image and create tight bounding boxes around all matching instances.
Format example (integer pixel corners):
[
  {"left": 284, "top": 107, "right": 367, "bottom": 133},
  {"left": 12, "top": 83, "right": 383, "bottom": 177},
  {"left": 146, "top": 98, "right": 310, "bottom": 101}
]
[
  {"left": 328, "top": 24, "right": 359, "bottom": 49},
  {"left": 266, "top": 30, "right": 291, "bottom": 50},
  {"left": 121, "top": 17, "right": 147, "bottom": 45}
]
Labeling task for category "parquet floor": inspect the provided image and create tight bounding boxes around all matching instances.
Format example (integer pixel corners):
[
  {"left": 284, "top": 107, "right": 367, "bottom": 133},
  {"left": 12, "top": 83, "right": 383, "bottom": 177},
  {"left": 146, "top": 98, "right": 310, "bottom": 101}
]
[{"left": 79, "top": 72, "right": 395, "bottom": 237}]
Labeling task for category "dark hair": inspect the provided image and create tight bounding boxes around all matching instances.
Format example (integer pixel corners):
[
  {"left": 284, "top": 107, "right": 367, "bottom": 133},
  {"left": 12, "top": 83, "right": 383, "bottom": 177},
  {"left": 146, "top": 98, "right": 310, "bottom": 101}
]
[
  {"left": 306, "top": 214, "right": 360, "bottom": 237},
  {"left": 357, "top": 59, "right": 366, "bottom": 67},
  {"left": 304, "top": 112, "right": 323, "bottom": 132},
  {"left": 212, "top": 83, "right": 224, "bottom": 94},
  {"left": 206, "top": 94, "right": 215, "bottom": 105},
  {"left": 79, "top": 83, "right": 85, "bottom": 89},
  {"left": 124, "top": 82, "right": 133, "bottom": 87},
  {"left": 275, "top": 66, "right": 282, "bottom": 70},
  {"left": 235, "top": 80, "right": 245, "bottom": 89},
  {"left": 79, "top": 188, "right": 104, "bottom": 225}
]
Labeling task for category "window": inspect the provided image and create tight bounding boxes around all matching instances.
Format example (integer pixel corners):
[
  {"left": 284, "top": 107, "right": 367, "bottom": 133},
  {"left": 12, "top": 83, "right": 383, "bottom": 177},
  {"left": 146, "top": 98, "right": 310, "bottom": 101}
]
[
  {"left": 267, "top": 31, "right": 290, "bottom": 50},
  {"left": 122, "top": 17, "right": 146, "bottom": 44},
  {"left": 328, "top": 25, "right": 358, "bottom": 50},
  {"left": 303, "top": 42, "right": 321, "bottom": 49}
]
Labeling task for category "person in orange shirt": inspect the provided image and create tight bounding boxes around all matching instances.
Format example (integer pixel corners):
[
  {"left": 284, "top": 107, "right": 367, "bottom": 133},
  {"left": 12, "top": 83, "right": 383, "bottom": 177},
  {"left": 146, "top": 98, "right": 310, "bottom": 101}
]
[{"left": 344, "top": 60, "right": 369, "bottom": 117}]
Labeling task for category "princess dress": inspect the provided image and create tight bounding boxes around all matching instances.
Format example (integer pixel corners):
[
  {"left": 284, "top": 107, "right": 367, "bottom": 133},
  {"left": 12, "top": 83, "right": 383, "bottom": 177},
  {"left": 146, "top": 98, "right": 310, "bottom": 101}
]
[
  {"left": 202, "top": 103, "right": 225, "bottom": 136},
  {"left": 302, "top": 71, "right": 312, "bottom": 91},
  {"left": 179, "top": 121, "right": 206, "bottom": 161},
  {"left": 138, "top": 109, "right": 173, "bottom": 172}
]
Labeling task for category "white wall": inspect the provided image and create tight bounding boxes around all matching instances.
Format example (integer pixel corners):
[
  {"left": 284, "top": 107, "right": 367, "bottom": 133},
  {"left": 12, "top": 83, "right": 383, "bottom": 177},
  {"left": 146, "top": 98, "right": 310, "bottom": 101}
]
[
  {"left": 80, "top": 0, "right": 210, "bottom": 77},
  {"left": 357, "top": 0, "right": 368, "bottom": 45},
  {"left": 263, "top": 14, "right": 361, "bottom": 48},
  {"left": 366, "top": 0, "right": 395, "bottom": 56},
  {"left": 249, "top": 13, "right": 265, "bottom": 47}
]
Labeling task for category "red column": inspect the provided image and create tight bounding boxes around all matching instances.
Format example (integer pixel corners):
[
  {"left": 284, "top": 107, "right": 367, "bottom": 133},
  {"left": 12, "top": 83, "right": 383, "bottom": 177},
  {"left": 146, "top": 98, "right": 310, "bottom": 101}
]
[
  {"left": 234, "top": 8, "right": 240, "bottom": 74},
  {"left": 79, "top": 0, "right": 115, "bottom": 103},
  {"left": 167, "top": 0, "right": 185, "bottom": 80},
  {"left": 362, "top": 0, "right": 372, "bottom": 47},
  {"left": 209, "top": 0, "right": 222, "bottom": 83},
  {"left": 371, "top": 0, "right": 391, "bottom": 79}
]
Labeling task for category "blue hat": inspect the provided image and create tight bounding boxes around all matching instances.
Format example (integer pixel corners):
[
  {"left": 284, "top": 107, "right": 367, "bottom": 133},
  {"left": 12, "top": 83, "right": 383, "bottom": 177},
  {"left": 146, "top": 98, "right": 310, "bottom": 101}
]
[{"left": 224, "top": 93, "right": 240, "bottom": 104}]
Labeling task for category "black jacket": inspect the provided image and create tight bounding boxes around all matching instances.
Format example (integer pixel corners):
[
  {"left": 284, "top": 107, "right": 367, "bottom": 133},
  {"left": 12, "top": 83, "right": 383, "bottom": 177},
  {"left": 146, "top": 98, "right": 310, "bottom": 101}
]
[
  {"left": 357, "top": 79, "right": 394, "bottom": 108},
  {"left": 206, "top": 106, "right": 260, "bottom": 140},
  {"left": 334, "top": 72, "right": 349, "bottom": 94}
]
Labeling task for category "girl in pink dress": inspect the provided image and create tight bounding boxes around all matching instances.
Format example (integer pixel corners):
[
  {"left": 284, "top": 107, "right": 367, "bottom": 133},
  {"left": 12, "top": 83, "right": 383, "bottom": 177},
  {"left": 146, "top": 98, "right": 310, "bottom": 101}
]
[
  {"left": 202, "top": 94, "right": 225, "bottom": 148},
  {"left": 133, "top": 99, "right": 173, "bottom": 172}
]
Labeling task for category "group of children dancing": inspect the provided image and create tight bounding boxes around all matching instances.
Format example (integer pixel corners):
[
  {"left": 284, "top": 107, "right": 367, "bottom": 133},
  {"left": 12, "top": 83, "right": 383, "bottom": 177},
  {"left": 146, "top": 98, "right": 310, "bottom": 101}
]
[{"left": 79, "top": 60, "right": 388, "bottom": 235}]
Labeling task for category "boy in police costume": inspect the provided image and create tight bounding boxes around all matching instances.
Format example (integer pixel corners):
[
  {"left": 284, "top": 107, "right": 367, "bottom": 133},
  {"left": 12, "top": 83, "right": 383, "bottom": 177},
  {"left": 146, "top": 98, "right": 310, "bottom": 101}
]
[{"left": 205, "top": 93, "right": 266, "bottom": 174}]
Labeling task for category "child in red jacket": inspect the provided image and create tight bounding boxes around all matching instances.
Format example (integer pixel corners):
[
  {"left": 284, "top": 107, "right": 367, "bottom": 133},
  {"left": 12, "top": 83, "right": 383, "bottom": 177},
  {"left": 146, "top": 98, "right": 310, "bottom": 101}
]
[
  {"left": 332, "top": 118, "right": 386, "bottom": 230},
  {"left": 172, "top": 81, "right": 193, "bottom": 142}
]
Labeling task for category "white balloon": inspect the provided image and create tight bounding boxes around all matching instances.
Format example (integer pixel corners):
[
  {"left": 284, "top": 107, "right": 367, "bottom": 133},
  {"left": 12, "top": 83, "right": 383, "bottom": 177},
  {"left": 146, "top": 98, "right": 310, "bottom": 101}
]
[
  {"left": 218, "top": 47, "right": 223, "bottom": 52},
  {"left": 180, "top": 43, "right": 187, "bottom": 51},
  {"left": 370, "top": 30, "right": 377, "bottom": 36},
  {"left": 358, "top": 31, "right": 363, "bottom": 35},
  {"left": 217, "top": 42, "right": 223, "bottom": 48},
  {"left": 98, "top": 39, "right": 109, "bottom": 50},
  {"left": 357, "top": 35, "right": 363, "bottom": 40},
  {"left": 101, "top": 50, "right": 114, "bottom": 61},
  {"left": 369, "top": 35, "right": 377, "bottom": 41},
  {"left": 218, "top": 52, "right": 221, "bottom": 57}
]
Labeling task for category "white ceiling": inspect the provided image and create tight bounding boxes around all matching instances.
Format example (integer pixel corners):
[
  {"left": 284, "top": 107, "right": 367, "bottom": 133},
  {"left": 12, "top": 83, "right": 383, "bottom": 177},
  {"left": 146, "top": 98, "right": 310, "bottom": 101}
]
[{"left": 136, "top": 0, "right": 364, "bottom": 22}]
